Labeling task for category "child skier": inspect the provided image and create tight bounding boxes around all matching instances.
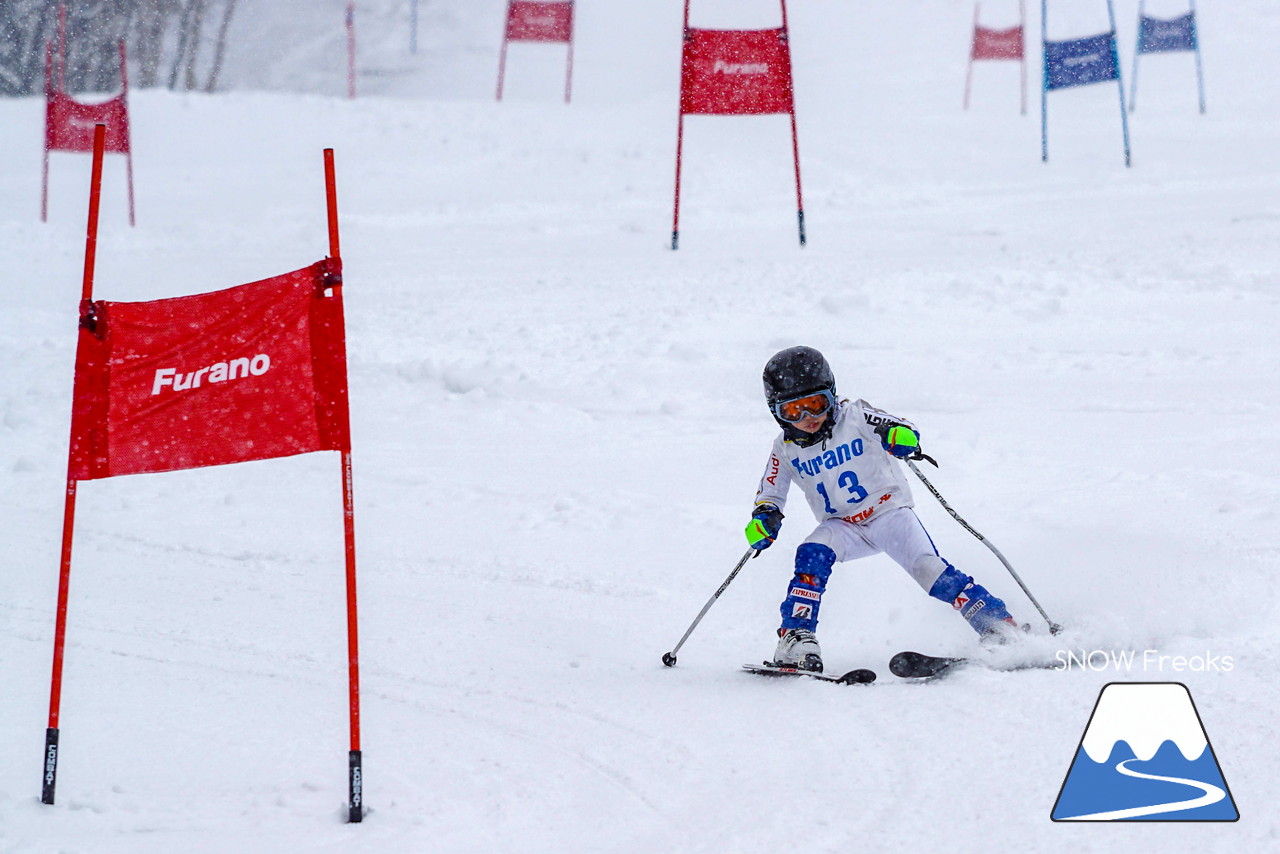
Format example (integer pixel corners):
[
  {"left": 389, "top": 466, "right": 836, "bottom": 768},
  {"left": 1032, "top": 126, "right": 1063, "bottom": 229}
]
[{"left": 745, "top": 346, "right": 1020, "bottom": 672}]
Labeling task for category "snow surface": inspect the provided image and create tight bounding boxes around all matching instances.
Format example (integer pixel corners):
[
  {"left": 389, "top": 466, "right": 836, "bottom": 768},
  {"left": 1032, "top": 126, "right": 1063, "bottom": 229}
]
[{"left": 3, "top": 0, "right": 1278, "bottom": 851}]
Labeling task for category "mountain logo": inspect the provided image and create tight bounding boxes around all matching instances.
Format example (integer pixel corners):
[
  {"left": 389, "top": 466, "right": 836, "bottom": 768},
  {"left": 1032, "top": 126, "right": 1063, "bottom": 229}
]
[{"left": 1052, "top": 682, "right": 1238, "bottom": 822}]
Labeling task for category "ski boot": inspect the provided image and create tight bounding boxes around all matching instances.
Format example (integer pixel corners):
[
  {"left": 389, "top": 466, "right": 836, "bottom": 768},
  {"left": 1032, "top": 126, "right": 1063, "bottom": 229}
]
[
  {"left": 929, "top": 565, "right": 1019, "bottom": 639},
  {"left": 773, "top": 628, "right": 823, "bottom": 672}
]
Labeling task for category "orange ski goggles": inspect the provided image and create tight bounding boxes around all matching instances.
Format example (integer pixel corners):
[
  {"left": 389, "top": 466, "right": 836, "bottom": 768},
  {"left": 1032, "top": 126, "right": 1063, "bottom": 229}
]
[{"left": 772, "top": 391, "right": 835, "bottom": 423}]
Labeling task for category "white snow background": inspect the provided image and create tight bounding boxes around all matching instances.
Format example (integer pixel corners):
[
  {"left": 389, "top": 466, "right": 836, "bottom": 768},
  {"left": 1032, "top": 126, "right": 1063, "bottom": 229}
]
[{"left": 2, "top": 0, "right": 1278, "bottom": 851}]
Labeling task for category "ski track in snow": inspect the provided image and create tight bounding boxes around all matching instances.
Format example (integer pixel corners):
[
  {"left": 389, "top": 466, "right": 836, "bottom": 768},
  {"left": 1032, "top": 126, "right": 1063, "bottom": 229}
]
[{"left": 2, "top": 0, "right": 1277, "bottom": 852}]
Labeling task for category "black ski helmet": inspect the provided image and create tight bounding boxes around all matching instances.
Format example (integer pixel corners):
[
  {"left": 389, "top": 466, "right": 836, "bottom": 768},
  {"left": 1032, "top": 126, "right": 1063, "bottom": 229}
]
[
  {"left": 762, "top": 346, "right": 837, "bottom": 446},
  {"left": 763, "top": 346, "right": 835, "bottom": 406}
]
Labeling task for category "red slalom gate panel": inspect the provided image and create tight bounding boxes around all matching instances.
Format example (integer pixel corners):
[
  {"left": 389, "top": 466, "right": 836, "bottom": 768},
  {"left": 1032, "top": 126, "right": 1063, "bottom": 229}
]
[
  {"left": 680, "top": 28, "right": 795, "bottom": 116},
  {"left": 671, "top": 1, "right": 805, "bottom": 249},
  {"left": 42, "top": 40, "right": 135, "bottom": 224},
  {"left": 496, "top": 0, "right": 575, "bottom": 102},
  {"left": 68, "top": 261, "right": 350, "bottom": 480},
  {"left": 42, "top": 142, "right": 366, "bottom": 824},
  {"left": 964, "top": 1, "right": 1027, "bottom": 113},
  {"left": 506, "top": 0, "right": 573, "bottom": 42},
  {"left": 972, "top": 24, "right": 1025, "bottom": 59},
  {"left": 46, "top": 91, "right": 131, "bottom": 153}
]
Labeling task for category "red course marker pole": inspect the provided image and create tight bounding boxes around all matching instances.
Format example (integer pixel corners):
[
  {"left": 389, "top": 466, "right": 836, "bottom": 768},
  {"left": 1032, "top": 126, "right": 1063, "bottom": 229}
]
[
  {"left": 41, "top": 123, "right": 106, "bottom": 807},
  {"left": 324, "top": 149, "right": 364, "bottom": 824},
  {"left": 564, "top": 2, "right": 575, "bottom": 103},
  {"left": 780, "top": 0, "right": 805, "bottom": 246},
  {"left": 346, "top": 4, "right": 357, "bottom": 99},
  {"left": 120, "top": 41, "right": 136, "bottom": 226}
]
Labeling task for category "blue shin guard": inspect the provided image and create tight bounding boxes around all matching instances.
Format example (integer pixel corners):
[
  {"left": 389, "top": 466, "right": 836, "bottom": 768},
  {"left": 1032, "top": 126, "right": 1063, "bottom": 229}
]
[
  {"left": 928, "top": 565, "right": 1014, "bottom": 636},
  {"left": 780, "top": 543, "right": 836, "bottom": 631}
]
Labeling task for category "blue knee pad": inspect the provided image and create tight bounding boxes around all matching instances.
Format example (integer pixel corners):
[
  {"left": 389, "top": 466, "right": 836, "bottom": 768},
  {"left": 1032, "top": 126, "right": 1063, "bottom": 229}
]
[
  {"left": 780, "top": 543, "right": 836, "bottom": 631},
  {"left": 928, "top": 564, "right": 1013, "bottom": 636}
]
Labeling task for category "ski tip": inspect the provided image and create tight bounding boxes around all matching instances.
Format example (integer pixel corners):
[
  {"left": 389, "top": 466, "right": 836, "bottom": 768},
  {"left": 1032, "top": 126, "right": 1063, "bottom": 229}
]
[
  {"left": 889, "top": 650, "right": 965, "bottom": 679},
  {"left": 890, "top": 651, "right": 931, "bottom": 678},
  {"left": 837, "top": 668, "right": 877, "bottom": 685}
]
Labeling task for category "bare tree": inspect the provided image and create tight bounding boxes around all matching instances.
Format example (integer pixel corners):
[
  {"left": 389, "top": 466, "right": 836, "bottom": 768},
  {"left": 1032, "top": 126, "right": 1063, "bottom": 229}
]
[
  {"left": 133, "top": 0, "right": 172, "bottom": 88},
  {"left": 180, "top": 0, "right": 207, "bottom": 90},
  {"left": 203, "top": 0, "right": 237, "bottom": 92}
]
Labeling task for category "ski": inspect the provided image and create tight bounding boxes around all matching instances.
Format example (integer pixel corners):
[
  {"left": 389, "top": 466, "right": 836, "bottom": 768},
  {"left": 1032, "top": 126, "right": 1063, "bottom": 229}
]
[
  {"left": 889, "top": 650, "right": 967, "bottom": 679},
  {"left": 742, "top": 662, "right": 877, "bottom": 685},
  {"left": 890, "top": 649, "right": 1063, "bottom": 680}
]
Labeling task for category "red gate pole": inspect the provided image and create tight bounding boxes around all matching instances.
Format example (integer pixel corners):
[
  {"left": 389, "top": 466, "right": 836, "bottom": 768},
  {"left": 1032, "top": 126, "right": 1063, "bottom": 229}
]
[
  {"left": 1019, "top": 0, "right": 1027, "bottom": 115},
  {"left": 346, "top": 4, "right": 357, "bottom": 99},
  {"left": 324, "top": 149, "right": 363, "bottom": 824},
  {"left": 42, "top": 124, "right": 106, "bottom": 807},
  {"left": 41, "top": 42, "right": 53, "bottom": 223},
  {"left": 964, "top": 3, "right": 978, "bottom": 109},
  {"left": 781, "top": 0, "right": 805, "bottom": 246},
  {"left": 671, "top": 114, "right": 685, "bottom": 250},
  {"left": 120, "top": 41, "right": 136, "bottom": 226},
  {"left": 671, "top": 0, "right": 691, "bottom": 250},
  {"left": 788, "top": 109, "right": 805, "bottom": 246},
  {"left": 496, "top": 2, "right": 511, "bottom": 101},
  {"left": 564, "top": 1, "right": 575, "bottom": 104},
  {"left": 41, "top": 149, "right": 51, "bottom": 223}
]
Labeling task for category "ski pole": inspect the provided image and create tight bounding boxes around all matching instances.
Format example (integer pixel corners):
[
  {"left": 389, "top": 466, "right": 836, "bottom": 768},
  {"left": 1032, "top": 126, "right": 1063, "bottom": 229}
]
[
  {"left": 905, "top": 458, "right": 1063, "bottom": 635},
  {"left": 662, "top": 549, "right": 757, "bottom": 666}
]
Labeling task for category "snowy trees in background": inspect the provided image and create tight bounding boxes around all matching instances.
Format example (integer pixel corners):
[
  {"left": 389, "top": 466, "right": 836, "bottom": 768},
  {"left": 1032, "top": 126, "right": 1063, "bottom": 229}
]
[
  {"left": 0, "top": 0, "right": 60, "bottom": 95},
  {"left": 161, "top": 0, "right": 240, "bottom": 92},
  {"left": 0, "top": 0, "right": 239, "bottom": 96}
]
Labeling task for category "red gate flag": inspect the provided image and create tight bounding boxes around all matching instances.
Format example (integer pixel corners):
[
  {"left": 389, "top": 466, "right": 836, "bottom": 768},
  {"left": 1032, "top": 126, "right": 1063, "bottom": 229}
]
[
  {"left": 671, "top": 0, "right": 805, "bottom": 249},
  {"left": 68, "top": 260, "right": 350, "bottom": 480},
  {"left": 496, "top": 0, "right": 575, "bottom": 102},
  {"left": 42, "top": 39, "right": 135, "bottom": 224},
  {"left": 972, "top": 25, "right": 1025, "bottom": 60},
  {"left": 46, "top": 90, "right": 131, "bottom": 153},
  {"left": 42, "top": 138, "right": 364, "bottom": 823},
  {"left": 506, "top": 0, "right": 573, "bottom": 42},
  {"left": 680, "top": 28, "right": 795, "bottom": 115},
  {"left": 964, "top": 1, "right": 1027, "bottom": 114}
]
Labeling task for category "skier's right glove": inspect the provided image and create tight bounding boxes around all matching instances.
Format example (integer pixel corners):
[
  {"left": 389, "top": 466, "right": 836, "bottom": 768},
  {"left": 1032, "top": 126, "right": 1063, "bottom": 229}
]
[{"left": 745, "top": 504, "right": 783, "bottom": 550}]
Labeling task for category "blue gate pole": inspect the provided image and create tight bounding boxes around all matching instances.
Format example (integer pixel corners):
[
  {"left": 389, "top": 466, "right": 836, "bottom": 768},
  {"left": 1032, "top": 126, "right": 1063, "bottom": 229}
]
[
  {"left": 1040, "top": 0, "right": 1049, "bottom": 162},
  {"left": 410, "top": 0, "right": 419, "bottom": 54},
  {"left": 1130, "top": 0, "right": 1144, "bottom": 112},
  {"left": 1191, "top": 0, "right": 1206, "bottom": 113},
  {"left": 1106, "top": 0, "right": 1132, "bottom": 167}
]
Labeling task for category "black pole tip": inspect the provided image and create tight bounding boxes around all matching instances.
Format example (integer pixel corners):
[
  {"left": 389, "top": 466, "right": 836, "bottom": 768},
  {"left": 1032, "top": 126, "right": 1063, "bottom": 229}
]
[{"left": 662, "top": 652, "right": 677, "bottom": 667}]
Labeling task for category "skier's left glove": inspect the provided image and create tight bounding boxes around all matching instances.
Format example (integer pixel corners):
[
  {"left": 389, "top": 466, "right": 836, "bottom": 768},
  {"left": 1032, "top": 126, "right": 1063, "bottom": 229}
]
[
  {"left": 745, "top": 504, "right": 783, "bottom": 550},
  {"left": 877, "top": 423, "right": 921, "bottom": 459}
]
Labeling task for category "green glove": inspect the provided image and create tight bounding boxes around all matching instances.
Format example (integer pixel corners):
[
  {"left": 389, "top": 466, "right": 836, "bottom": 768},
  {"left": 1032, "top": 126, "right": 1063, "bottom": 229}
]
[
  {"left": 746, "top": 504, "right": 783, "bottom": 550},
  {"left": 879, "top": 424, "right": 921, "bottom": 458}
]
